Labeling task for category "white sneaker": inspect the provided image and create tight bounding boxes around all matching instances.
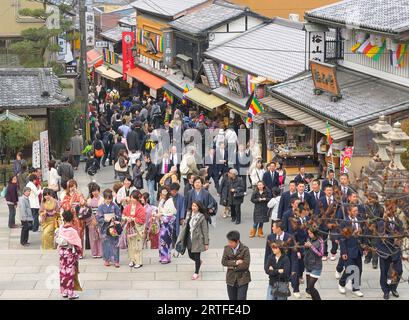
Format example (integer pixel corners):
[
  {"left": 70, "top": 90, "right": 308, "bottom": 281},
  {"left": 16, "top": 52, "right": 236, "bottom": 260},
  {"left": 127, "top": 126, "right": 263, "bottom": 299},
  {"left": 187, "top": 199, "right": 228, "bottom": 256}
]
[
  {"left": 293, "top": 292, "right": 301, "bottom": 299},
  {"left": 338, "top": 284, "right": 346, "bottom": 294},
  {"left": 335, "top": 271, "right": 342, "bottom": 279},
  {"left": 128, "top": 262, "right": 135, "bottom": 267},
  {"left": 353, "top": 290, "right": 364, "bottom": 297},
  {"left": 133, "top": 264, "right": 142, "bottom": 269},
  {"left": 330, "top": 254, "right": 337, "bottom": 261}
]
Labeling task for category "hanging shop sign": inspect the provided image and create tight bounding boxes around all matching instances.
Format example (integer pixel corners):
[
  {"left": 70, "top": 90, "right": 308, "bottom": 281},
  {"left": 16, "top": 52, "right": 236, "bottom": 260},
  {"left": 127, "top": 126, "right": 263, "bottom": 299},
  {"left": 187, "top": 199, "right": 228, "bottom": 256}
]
[
  {"left": 163, "top": 30, "right": 175, "bottom": 66},
  {"left": 85, "top": 12, "right": 95, "bottom": 46},
  {"left": 222, "top": 69, "right": 244, "bottom": 98},
  {"left": 32, "top": 140, "right": 41, "bottom": 169},
  {"left": 309, "top": 31, "right": 325, "bottom": 63},
  {"left": 40, "top": 131, "right": 50, "bottom": 182},
  {"left": 310, "top": 60, "right": 341, "bottom": 101},
  {"left": 96, "top": 41, "right": 109, "bottom": 48},
  {"left": 122, "top": 31, "right": 135, "bottom": 80}
]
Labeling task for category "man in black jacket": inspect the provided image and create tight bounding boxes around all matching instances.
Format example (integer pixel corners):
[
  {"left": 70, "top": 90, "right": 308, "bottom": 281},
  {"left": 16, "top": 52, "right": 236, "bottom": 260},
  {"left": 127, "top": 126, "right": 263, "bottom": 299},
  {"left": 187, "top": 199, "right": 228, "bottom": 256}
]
[
  {"left": 228, "top": 169, "right": 245, "bottom": 225},
  {"left": 111, "top": 137, "right": 127, "bottom": 163},
  {"left": 290, "top": 181, "right": 315, "bottom": 211},
  {"left": 126, "top": 125, "right": 139, "bottom": 152},
  {"left": 205, "top": 148, "right": 220, "bottom": 191},
  {"left": 277, "top": 180, "right": 297, "bottom": 219},
  {"left": 262, "top": 162, "right": 279, "bottom": 191}
]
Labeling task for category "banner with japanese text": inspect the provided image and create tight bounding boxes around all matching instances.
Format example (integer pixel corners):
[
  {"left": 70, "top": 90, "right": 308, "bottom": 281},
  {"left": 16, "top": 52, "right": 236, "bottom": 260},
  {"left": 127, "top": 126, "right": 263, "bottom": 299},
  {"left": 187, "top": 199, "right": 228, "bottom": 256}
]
[
  {"left": 32, "top": 141, "right": 41, "bottom": 169},
  {"left": 340, "top": 146, "right": 354, "bottom": 173},
  {"left": 122, "top": 31, "right": 135, "bottom": 80},
  {"left": 40, "top": 131, "right": 50, "bottom": 181}
]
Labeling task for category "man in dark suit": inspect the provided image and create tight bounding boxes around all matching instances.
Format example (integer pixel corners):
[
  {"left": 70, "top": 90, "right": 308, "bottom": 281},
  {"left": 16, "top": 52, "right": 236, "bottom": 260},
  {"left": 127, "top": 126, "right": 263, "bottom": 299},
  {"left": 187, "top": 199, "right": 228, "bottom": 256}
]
[
  {"left": 294, "top": 166, "right": 307, "bottom": 185},
  {"left": 290, "top": 181, "right": 314, "bottom": 211},
  {"left": 277, "top": 180, "right": 297, "bottom": 219},
  {"left": 205, "top": 148, "right": 220, "bottom": 191},
  {"left": 376, "top": 212, "right": 403, "bottom": 300},
  {"left": 309, "top": 179, "right": 324, "bottom": 210},
  {"left": 321, "top": 169, "right": 339, "bottom": 191},
  {"left": 282, "top": 198, "right": 301, "bottom": 234},
  {"left": 338, "top": 173, "right": 354, "bottom": 203},
  {"left": 215, "top": 142, "right": 229, "bottom": 179},
  {"left": 264, "top": 220, "right": 298, "bottom": 300},
  {"left": 338, "top": 206, "right": 365, "bottom": 297},
  {"left": 262, "top": 162, "right": 279, "bottom": 191}
]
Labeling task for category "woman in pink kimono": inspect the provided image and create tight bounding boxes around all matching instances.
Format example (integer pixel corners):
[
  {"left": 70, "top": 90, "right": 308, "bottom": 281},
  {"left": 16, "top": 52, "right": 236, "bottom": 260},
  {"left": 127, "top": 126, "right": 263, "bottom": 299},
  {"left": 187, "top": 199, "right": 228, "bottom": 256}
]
[
  {"left": 86, "top": 183, "right": 104, "bottom": 258},
  {"left": 56, "top": 210, "right": 82, "bottom": 300}
]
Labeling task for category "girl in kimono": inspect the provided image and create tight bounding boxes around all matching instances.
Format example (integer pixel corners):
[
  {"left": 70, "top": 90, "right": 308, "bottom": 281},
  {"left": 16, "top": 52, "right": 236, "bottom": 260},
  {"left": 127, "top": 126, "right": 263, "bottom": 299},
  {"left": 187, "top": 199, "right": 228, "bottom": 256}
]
[
  {"left": 97, "top": 189, "right": 122, "bottom": 267},
  {"left": 86, "top": 183, "right": 103, "bottom": 258},
  {"left": 39, "top": 189, "right": 59, "bottom": 250},
  {"left": 122, "top": 190, "right": 146, "bottom": 268},
  {"left": 56, "top": 210, "right": 82, "bottom": 300},
  {"left": 154, "top": 188, "right": 177, "bottom": 264},
  {"left": 61, "top": 179, "right": 86, "bottom": 258},
  {"left": 141, "top": 193, "right": 159, "bottom": 249}
]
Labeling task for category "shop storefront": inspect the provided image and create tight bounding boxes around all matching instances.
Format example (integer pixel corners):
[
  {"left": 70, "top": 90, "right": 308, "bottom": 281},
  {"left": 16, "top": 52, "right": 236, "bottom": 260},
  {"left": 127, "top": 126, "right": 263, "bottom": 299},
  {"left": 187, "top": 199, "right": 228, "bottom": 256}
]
[{"left": 126, "top": 66, "right": 167, "bottom": 99}]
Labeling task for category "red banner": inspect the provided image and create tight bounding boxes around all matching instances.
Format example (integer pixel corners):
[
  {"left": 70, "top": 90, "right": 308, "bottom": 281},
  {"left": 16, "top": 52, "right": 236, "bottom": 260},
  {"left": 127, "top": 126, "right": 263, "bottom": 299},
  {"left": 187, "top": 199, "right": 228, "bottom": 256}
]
[{"left": 122, "top": 31, "right": 135, "bottom": 80}]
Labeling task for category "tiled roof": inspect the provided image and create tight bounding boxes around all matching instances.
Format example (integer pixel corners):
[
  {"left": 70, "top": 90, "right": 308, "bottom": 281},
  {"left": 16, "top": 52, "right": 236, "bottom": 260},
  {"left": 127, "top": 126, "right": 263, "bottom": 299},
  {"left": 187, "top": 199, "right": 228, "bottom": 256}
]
[
  {"left": 100, "top": 25, "right": 132, "bottom": 42},
  {"left": 119, "top": 12, "right": 137, "bottom": 27},
  {"left": 306, "top": 0, "right": 409, "bottom": 34},
  {"left": 130, "top": 0, "right": 209, "bottom": 18},
  {"left": 270, "top": 67, "right": 409, "bottom": 127},
  {"left": 204, "top": 20, "right": 306, "bottom": 82},
  {"left": 169, "top": 1, "right": 257, "bottom": 35},
  {"left": 0, "top": 68, "right": 69, "bottom": 109}
]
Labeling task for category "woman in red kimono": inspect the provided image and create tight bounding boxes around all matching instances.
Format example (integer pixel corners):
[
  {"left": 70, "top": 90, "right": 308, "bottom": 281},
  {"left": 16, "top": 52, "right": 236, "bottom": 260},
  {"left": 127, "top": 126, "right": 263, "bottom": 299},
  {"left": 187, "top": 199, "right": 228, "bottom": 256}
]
[{"left": 61, "top": 179, "right": 86, "bottom": 258}]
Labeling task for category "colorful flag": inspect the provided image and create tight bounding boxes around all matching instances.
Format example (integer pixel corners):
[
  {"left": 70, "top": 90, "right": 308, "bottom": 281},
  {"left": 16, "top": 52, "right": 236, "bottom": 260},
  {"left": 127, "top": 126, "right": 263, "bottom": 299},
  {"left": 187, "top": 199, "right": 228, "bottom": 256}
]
[
  {"left": 156, "top": 35, "right": 164, "bottom": 53},
  {"left": 245, "top": 93, "right": 263, "bottom": 125},
  {"left": 357, "top": 39, "right": 373, "bottom": 54},
  {"left": 351, "top": 42, "right": 362, "bottom": 53},
  {"left": 219, "top": 64, "right": 231, "bottom": 85},
  {"left": 341, "top": 147, "right": 354, "bottom": 174},
  {"left": 164, "top": 90, "right": 173, "bottom": 104},
  {"left": 326, "top": 122, "right": 333, "bottom": 156},
  {"left": 371, "top": 40, "right": 386, "bottom": 61},
  {"left": 182, "top": 85, "right": 189, "bottom": 105},
  {"left": 247, "top": 74, "right": 256, "bottom": 95},
  {"left": 102, "top": 49, "right": 118, "bottom": 64}
]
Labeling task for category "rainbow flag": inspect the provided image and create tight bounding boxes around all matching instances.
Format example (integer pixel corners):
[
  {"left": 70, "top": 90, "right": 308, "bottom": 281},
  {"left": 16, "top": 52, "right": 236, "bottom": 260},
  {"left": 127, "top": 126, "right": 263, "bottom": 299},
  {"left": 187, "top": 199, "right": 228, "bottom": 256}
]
[
  {"left": 247, "top": 74, "right": 256, "bottom": 95},
  {"left": 102, "top": 49, "right": 118, "bottom": 64},
  {"left": 326, "top": 122, "right": 333, "bottom": 157},
  {"left": 182, "top": 84, "right": 189, "bottom": 105},
  {"left": 156, "top": 35, "right": 164, "bottom": 53},
  {"left": 371, "top": 40, "right": 386, "bottom": 61},
  {"left": 351, "top": 41, "right": 362, "bottom": 53},
  {"left": 245, "top": 94, "right": 263, "bottom": 125},
  {"left": 219, "top": 64, "right": 231, "bottom": 85},
  {"left": 164, "top": 90, "right": 173, "bottom": 104},
  {"left": 357, "top": 39, "right": 374, "bottom": 55},
  {"left": 390, "top": 43, "right": 408, "bottom": 68}
]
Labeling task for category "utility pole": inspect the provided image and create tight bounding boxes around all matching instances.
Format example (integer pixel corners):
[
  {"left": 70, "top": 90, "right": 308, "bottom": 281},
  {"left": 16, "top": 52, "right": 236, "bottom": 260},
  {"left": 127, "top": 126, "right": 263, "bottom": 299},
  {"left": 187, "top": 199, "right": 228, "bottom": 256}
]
[{"left": 79, "top": 0, "right": 89, "bottom": 139}]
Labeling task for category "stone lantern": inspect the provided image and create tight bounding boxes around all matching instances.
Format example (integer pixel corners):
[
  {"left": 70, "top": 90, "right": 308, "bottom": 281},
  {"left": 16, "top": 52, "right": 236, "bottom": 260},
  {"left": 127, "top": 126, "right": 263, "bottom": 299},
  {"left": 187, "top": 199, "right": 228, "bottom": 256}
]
[
  {"left": 383, "top": 121, "right": 409, "bottom": 171},
  {"left": 369, "top": 115, "right": 392, "bottom": 162}
]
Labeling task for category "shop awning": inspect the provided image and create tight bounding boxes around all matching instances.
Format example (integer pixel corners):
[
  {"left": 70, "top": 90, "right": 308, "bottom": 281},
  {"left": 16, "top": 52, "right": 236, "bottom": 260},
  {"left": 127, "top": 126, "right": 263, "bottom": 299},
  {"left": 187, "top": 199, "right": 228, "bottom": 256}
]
[
  {"left": 185, "top": 88, "right": 226, "bottom": 111},
  {"left": 87, "top": 49, "right": 103, "bottom": 67},
  {"left": 95, "top": 65, "right": 122, "bottom": 81},
  {"left": 127, "top": 67, "right": 167, "bottom": 90},
  {"left": 226, "top": 103, "right": 247, "bottom": 117},
  {"left": 259, "top": 96, "right": 352, "bottom": 141},
  {"left": 162, "top": 83, "right": 184, "bottom": 100}
]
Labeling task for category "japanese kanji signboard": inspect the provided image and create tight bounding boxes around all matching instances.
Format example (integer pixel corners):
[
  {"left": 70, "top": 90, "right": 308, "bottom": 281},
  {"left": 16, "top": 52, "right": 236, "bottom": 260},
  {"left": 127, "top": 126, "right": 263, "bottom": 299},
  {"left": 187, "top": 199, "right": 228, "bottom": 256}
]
[{"left": 310, "top": 60, "right": 341, "bottom": 99}]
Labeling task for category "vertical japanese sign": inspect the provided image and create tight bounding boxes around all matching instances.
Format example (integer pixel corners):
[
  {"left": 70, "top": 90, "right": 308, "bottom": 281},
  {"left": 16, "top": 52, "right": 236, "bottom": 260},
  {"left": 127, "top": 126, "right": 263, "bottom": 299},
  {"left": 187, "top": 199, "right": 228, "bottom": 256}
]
[
  {"left": 122, "top": 31, "right": 135, "bottom": 80},
  {"left": 309, "top": 32, "right": 325, "bottom": 64},
  {"left": 46, "top": 5, "right": 60, "bottom": 29},
  {"left": 32, "top": 141, "right": 41, "bottom": 170},
  {"left": 341, "top": 146, "right": 354, "bottom": 173},
  {"left": 40, "top": 131, "right": 50, "bottom": 182},
  {"left": 85, "top": 12, "right": 95, "bottom": 47},
  {"left": 163, "top": 30, "right": 175, "bottom": 66}
]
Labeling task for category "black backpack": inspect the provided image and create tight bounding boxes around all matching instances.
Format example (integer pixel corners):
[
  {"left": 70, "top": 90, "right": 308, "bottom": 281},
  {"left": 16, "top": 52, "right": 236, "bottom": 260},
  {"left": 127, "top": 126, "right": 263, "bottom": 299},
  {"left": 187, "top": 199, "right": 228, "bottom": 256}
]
[
  {"left": 94, "top": 140, "right": 103, "bottom": 150},
  {"left": 102, "top": 131, "right": 111, "bottom": 146}
]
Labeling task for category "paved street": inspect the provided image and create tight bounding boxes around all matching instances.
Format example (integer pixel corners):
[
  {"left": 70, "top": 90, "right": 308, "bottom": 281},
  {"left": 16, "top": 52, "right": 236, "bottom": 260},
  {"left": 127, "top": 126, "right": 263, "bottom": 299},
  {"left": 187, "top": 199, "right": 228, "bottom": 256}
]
[{"left": 0, "top": 164, "right": 408, "bottom": 300}]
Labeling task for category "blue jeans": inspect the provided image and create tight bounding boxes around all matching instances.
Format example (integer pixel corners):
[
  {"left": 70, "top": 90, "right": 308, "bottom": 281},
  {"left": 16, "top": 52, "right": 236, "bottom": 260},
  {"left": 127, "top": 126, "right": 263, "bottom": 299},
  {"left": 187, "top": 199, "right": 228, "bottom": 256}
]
[
  {"left": 147, "top": 180, "right": 156, "bottom": 205},
  {"left": 253, "top": 222, "right": 263, "bottom": 229}
]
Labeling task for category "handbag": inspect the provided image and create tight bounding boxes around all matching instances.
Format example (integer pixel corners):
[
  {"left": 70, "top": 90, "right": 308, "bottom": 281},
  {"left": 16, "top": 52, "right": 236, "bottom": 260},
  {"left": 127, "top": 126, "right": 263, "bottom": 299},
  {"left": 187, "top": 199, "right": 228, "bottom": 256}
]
[
  {"left": 175, "top": 217, "right": 190, "bottom": 255},
  {"left": 107, "top": 220, "right": 123, "bottom": 237},
  {"left": 271, "top": 281, "right": 291, "bottom": 298}
]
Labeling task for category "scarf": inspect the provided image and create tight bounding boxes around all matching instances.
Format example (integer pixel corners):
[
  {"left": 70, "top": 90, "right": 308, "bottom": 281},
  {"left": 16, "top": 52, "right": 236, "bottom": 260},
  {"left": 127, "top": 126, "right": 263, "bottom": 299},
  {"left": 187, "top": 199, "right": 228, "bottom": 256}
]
[
  {"left": 189, "top": 212, "right": 201, "bottom": 238},
  {"left": 59, "top": 224, "right": 82, "bottom": 249}
]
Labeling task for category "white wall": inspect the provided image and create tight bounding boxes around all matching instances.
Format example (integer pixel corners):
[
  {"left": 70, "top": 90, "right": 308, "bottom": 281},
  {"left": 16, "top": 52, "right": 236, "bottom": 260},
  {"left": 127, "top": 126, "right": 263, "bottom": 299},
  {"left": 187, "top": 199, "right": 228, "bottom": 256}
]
[{"left": 209, "top": 15, "right": 264, "bottom": 48}]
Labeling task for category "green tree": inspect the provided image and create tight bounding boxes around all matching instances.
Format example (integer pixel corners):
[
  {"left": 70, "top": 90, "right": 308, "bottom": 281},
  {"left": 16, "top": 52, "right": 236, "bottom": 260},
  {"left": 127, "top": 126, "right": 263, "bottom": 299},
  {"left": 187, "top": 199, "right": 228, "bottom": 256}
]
[
  {"left": 0, "top": 118, "right": 35, "bottom": 162},
  {"left": 49, "top": 103, "right": 82, "bottom": 156},
  {"left": 9, "top": 2, "right": 74, "bottom": 72}
]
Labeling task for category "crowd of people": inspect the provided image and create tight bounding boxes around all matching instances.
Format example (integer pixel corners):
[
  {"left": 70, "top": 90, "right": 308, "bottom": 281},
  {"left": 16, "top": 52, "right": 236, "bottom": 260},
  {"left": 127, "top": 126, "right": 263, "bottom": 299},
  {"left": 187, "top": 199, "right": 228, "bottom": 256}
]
[{"left": 2, "top": 85, "right": 407, "bottom": 301}]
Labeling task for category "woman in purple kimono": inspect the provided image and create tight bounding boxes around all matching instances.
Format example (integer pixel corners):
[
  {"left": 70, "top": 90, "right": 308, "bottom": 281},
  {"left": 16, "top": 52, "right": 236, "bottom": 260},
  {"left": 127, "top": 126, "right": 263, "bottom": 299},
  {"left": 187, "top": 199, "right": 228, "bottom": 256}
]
[
  {"left": 154, "top": 188, "right": 177, "bottom": 264},
  {"left": 86, "top": 183, "right": 103, "bottom": 258},
  {"left": 97, "top": 189, "right": 122, "bottom": 267}
]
